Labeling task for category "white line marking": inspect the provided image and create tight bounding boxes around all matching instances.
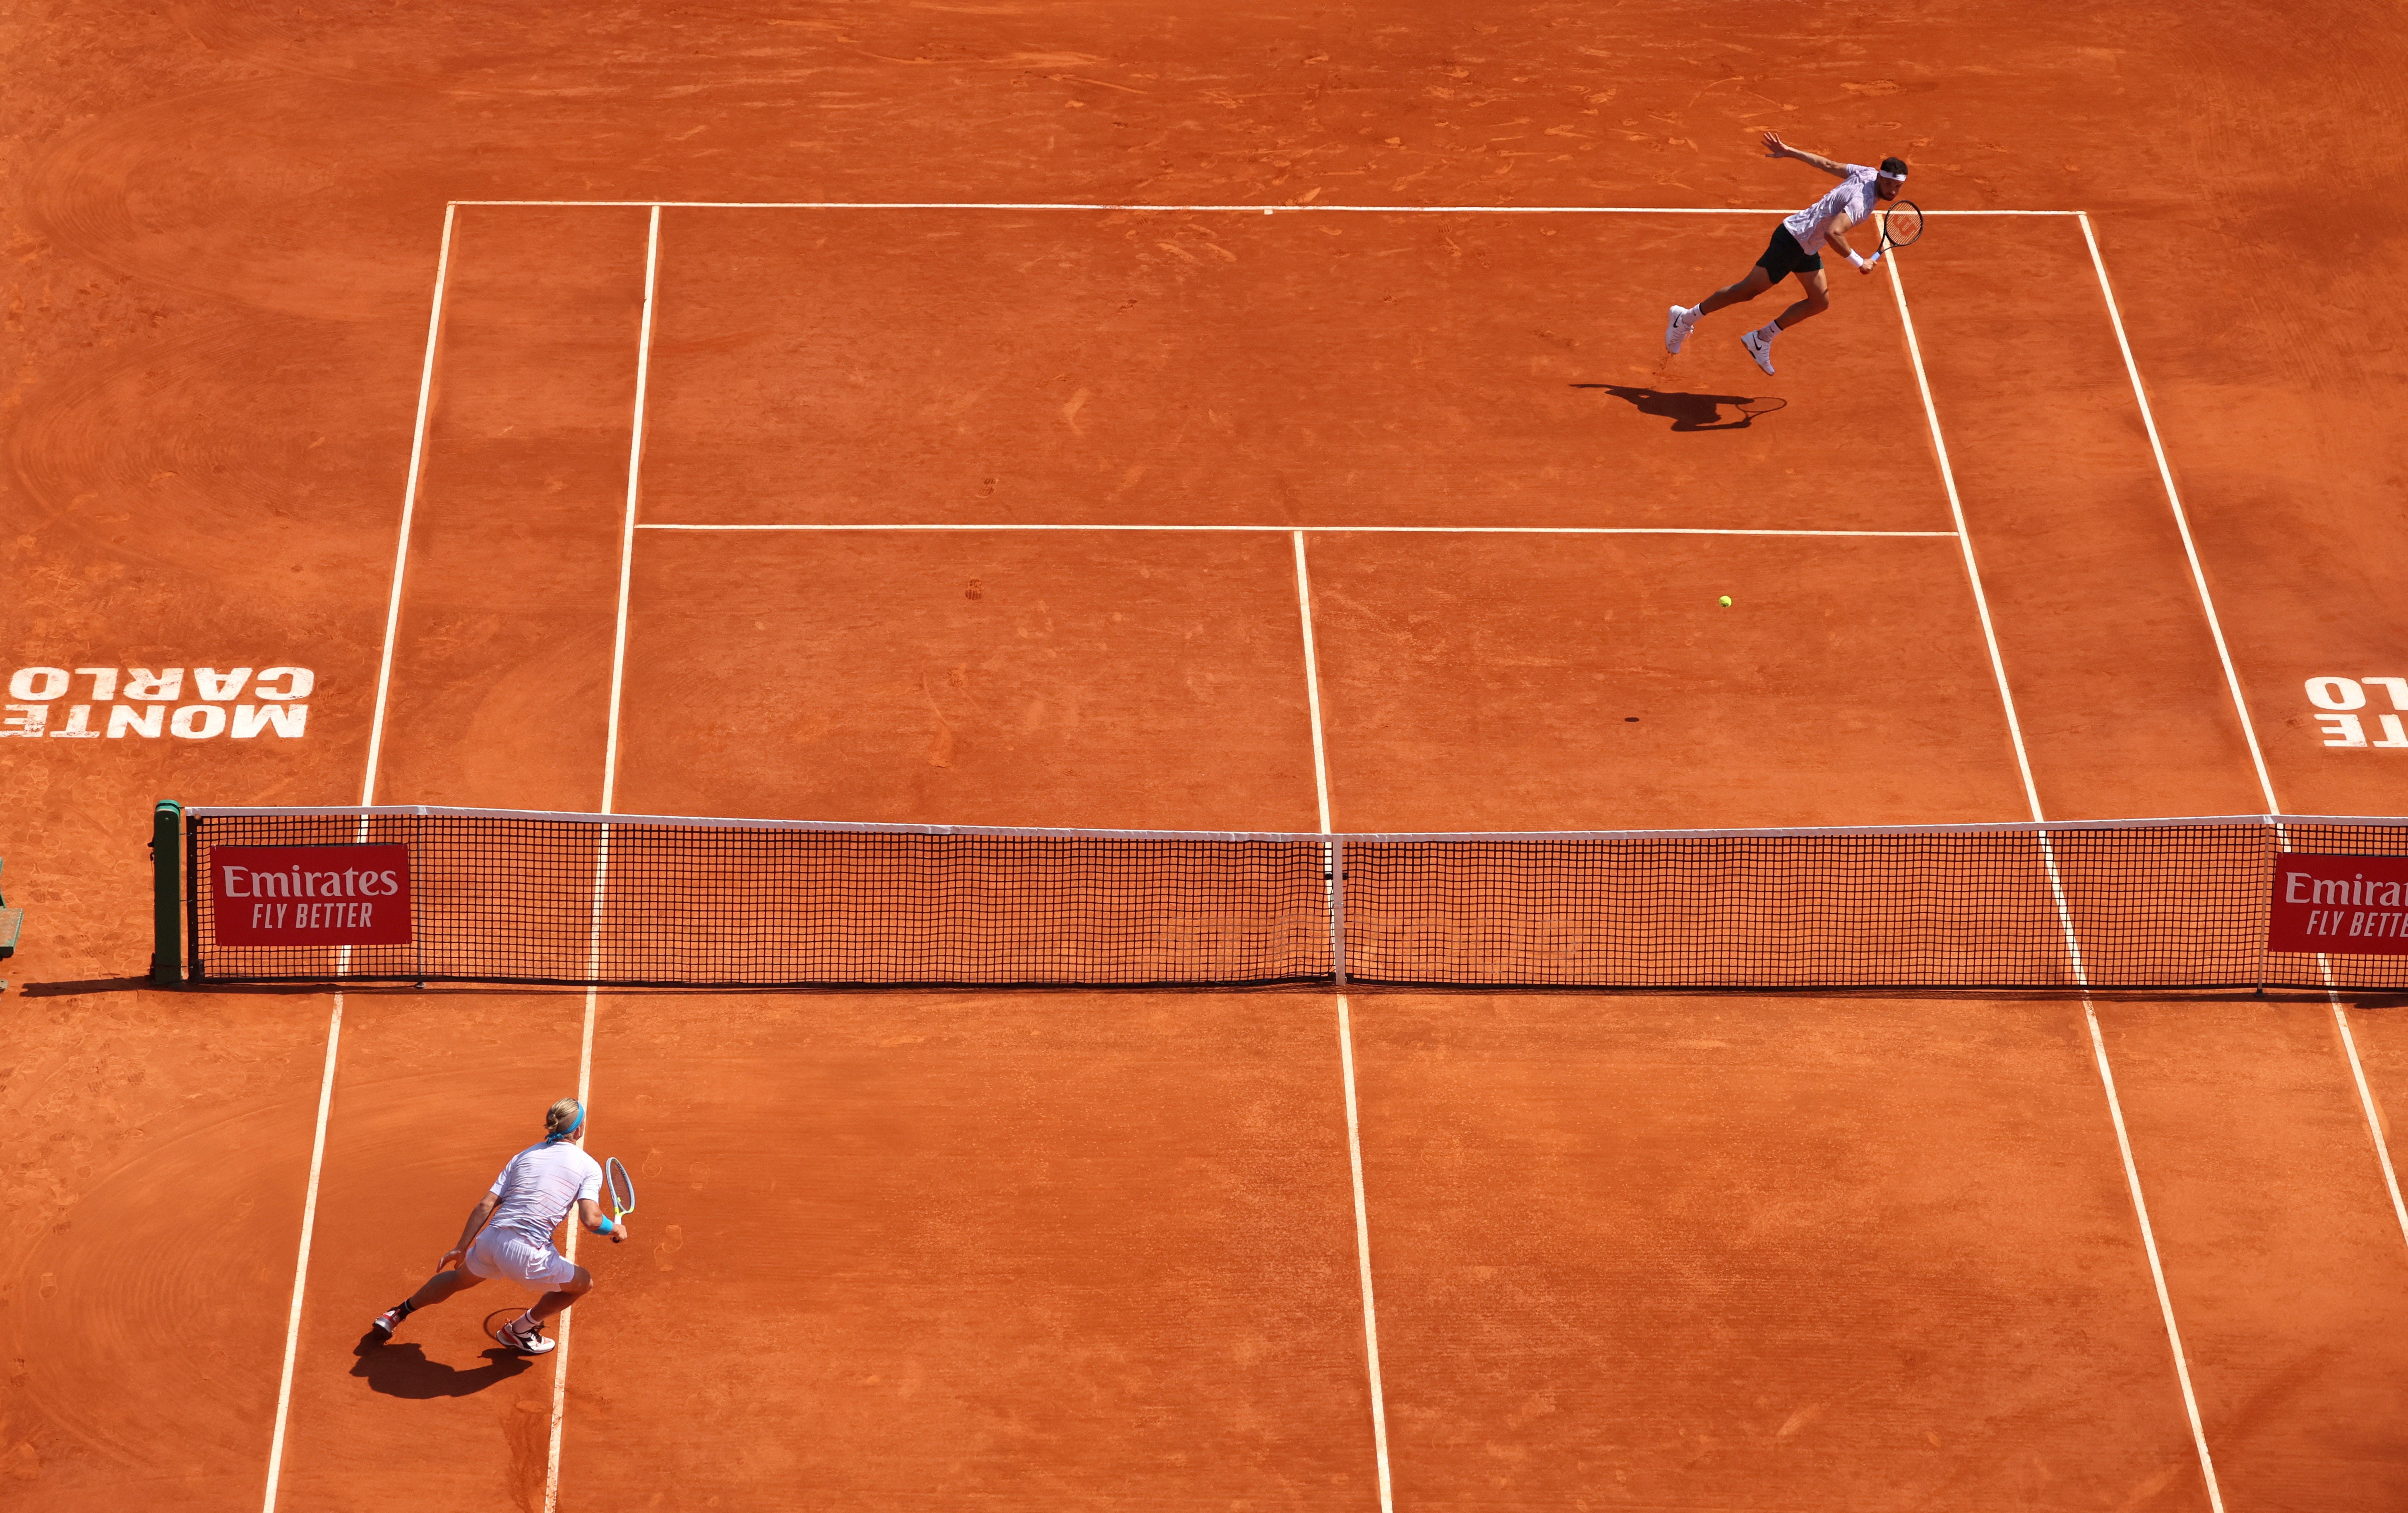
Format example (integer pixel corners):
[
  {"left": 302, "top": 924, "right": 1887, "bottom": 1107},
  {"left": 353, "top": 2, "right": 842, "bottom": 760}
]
[
  {"left": 1336, "top": 996, "right": 1395, "bottom": 1513},
  {"left": 1896, "top": 248, "right": 2223, "bottom": 1507},
  {"left": 2087, "top": 216, "right": 2408, "bottom": 1259},
  {"left": 2331, "top": 996, "right": 2408, "bottom": 1248},
  {"left": 263, "top": 206, "right": 454, "bottom": 1509},
  {"left": 2083, "top": 1004, "right": 2226, "bottom": 1512},
  {"left": 636, "top": 523, "right": 1958, "bottom": 538},
  {"left": 448, "top": 198, "right": 2076, "bottom": 216},
  {"left": 1296, "top": 535, "right": 1387, "bottom": 1504},
  {"left": 600, "top": 204, "right": 662, "bottom": 819},
  {"left": 259, "top": 998, "right": 343, "bottom": 1513},
  {"left": 543, "top": 199, "right": 661, "bottom": 1513},
  {"left": 2076, "top": 213, "right": 2278, "bottom": 813},
  {"left": 2270, "top": 818, "right": 2408, "bottom": 1254},
  {"left": 1884, "top": 252, "right": 2047, "bottom": 818},
  {"left": 359, "top": 205, "right": 458, "bottom": 807},
  {"left": 1292, "top": 531, "right": 1334, "bottom": 834},
  {"left": 541, "top": 989, "right": 598, "bottom": 1513}
]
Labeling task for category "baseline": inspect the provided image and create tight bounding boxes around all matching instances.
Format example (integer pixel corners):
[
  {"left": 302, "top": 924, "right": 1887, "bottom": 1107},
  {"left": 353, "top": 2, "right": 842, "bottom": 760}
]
[
  {"left": 453, "top": 199, "right": 2077, "bottom": 216},
  {"left": 638, "top": 524, "right": 1957, "bottom": 537}
]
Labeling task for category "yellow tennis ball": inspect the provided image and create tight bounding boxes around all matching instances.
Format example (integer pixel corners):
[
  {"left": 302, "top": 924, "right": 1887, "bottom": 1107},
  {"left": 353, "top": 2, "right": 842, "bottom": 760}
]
[{"left": 1718, "top": 596, "right": 1733, "bottom": 607}]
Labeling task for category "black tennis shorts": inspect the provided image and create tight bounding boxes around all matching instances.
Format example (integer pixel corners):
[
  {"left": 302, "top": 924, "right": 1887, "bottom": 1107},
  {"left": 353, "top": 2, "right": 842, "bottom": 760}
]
[{"left": 1755, "top": 224, "right": 1823, "bottom": 281}]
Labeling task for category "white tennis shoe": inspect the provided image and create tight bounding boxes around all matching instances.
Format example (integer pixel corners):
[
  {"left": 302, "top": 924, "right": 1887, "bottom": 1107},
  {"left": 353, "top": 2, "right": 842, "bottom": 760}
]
[
  {"left": 370, "top": 1306, "right": 406, "bottom": 1339},
  {"left": 1663, "top": 305, "right": 1696, "bottom": 354},
  {"left": 1741, "top": 327, "right": 1777, "bottom": 376},
  {"left": 496, "top": 1315, "right": 557, "bottom": 1355}
]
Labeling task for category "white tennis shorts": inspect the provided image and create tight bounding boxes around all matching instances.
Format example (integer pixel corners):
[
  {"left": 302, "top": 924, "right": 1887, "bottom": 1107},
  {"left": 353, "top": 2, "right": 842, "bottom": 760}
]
[{"left": 464, "top": 1229, "right": 579, "bottom": 1290}]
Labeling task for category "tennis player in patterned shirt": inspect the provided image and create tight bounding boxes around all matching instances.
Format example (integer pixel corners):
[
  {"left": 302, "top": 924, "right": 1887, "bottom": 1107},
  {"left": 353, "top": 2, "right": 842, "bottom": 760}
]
[
  {"left": 368, "top": 1097, "right": 626, "bottom": 1355},
  {"left": 1664, "top": 132, "right": 1909, "bottom": 375}
]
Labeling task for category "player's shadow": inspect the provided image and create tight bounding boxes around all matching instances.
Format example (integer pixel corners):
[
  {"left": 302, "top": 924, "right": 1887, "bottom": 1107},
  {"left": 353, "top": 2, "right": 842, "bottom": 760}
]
[
  {"left": 352, "top": 1333, "right": 533, "bottom": 1398},
  {"left": 1574, "top": 384, "right": 1787, "bottom": 432}
]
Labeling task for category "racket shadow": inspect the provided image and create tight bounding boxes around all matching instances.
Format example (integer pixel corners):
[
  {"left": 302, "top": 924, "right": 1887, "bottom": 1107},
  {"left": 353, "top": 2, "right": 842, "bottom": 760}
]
[
  {"left": 351, "top": 1332, "right": 535, "bottom": 1399},
  {"left": 1574, "top": 384, "right": 1788, "bottom": 432}
]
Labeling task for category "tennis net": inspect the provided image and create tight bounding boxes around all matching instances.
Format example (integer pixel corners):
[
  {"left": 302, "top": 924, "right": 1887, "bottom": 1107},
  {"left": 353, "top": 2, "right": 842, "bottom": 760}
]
[{"left": 168, "top": 805, "right": 2408, "bottom": 990}]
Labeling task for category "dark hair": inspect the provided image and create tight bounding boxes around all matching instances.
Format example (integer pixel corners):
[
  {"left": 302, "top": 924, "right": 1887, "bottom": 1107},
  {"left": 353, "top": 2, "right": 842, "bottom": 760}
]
[{"left": 1880, "top": 156, "right": 1909, "bottom": 178}]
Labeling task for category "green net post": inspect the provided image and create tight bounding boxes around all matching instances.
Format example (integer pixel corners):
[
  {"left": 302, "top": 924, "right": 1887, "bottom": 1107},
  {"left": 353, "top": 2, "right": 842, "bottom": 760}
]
[{"left": 150, "top": 801, "right": 182, "bottom": 986}]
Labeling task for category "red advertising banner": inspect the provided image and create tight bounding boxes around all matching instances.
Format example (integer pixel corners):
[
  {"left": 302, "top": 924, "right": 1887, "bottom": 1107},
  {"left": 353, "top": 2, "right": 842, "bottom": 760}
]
[
  {"left": 210, "top": 844, "right": 413, "bottom": 947},
  {"left": 2267, "top": 853, "right": 2408, "bottom": 956}
]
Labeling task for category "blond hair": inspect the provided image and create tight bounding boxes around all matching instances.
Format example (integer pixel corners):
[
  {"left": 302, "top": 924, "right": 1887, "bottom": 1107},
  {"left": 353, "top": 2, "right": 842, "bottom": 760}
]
[{"left": 545, "top": 1098, "right": 583, "bottom": 1137}]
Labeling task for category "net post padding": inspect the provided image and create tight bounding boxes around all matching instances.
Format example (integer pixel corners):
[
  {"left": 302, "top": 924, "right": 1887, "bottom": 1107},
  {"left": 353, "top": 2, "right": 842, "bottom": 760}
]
[
  {"left": 149, "top": 801, "right": 182, "bottom": 986},
  {"left": 171, "top": 807, "right": 2408, "bottom": 991}
]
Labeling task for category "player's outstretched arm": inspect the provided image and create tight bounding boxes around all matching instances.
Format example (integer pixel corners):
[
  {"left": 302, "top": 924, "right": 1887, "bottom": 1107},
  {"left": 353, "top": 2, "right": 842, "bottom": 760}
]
[{"left": 1760, "top": 130, "right": 1846, "bottom": 179}]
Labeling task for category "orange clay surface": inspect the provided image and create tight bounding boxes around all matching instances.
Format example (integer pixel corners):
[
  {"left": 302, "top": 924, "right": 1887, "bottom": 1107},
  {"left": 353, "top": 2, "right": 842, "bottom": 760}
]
[{"left": 7, "top": 2, "right": 2408, "bottom": 1509}]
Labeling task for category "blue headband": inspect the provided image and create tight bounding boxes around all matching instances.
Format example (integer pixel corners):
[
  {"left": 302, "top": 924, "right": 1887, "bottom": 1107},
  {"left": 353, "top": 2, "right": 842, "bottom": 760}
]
[{"left": 546, "top": 1101, "right": 584, "bottom": 1142}]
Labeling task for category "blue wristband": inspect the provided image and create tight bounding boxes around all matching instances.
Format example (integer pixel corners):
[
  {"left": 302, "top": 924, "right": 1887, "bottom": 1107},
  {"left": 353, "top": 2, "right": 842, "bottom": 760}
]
[{"left": 596, "top": 1216, "right": 615, "bottom": 1235}]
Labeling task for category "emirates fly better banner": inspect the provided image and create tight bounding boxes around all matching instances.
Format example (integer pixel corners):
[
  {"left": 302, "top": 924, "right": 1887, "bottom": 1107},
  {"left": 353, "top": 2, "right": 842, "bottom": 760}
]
[
  {"left": 2267, "top": 853, "right": 2408, "bottom": 956},
  {"left": 210, "top": 844, "right": 413, "bottom": 947}
]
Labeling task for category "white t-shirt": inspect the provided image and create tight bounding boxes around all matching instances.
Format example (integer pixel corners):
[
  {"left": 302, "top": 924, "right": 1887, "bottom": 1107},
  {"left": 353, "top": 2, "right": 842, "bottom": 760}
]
[
  {"left": 1782, "top": 165, "right": 1882, "bottom": 253},
  {"left": 484, "top": 1140, "right": 603, "bottom": 1248}
]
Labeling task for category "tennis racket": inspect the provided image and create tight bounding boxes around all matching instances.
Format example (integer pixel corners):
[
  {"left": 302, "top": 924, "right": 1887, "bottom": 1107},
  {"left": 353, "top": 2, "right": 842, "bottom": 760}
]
[
  {"left": 1868, "top": 200, "right": 1924, "bottom": 266},
  {"left": 603, "top": 1156, "right": 636, "bottom": 1242}
]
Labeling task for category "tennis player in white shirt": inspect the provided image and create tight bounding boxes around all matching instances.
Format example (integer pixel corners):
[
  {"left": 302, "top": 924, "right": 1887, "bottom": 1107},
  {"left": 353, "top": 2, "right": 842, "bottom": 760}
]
[
  {"left": 1664, "top": 132, "right": 1909, "bottom": 375},
  {"left": 369, "top": 1097, "right": 627, "bottom": 1355}
]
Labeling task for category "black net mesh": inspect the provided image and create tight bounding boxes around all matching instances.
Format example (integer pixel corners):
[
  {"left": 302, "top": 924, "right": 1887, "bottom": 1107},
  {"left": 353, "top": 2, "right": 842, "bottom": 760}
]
[{"left": 182, "top": 807, "right": 2408, "bottom": 990}]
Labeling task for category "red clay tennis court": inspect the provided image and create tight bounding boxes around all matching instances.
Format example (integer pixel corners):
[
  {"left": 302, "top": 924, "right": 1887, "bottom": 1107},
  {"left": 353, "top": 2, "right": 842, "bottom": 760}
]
[{"left": 8, "top": 11, "right": 2408, "bottom": 1511}]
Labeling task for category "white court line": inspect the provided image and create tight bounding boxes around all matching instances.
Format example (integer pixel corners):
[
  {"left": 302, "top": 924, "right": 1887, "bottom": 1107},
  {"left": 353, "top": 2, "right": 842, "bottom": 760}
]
[
  {"left": 1335, "top": 997, "right": 1395, "bottom": 1513},
  {"left": 639, "top": 523, "right": 1957, "bottom": 538},
  {"left": 2272, "top": 820, "right": 2408, "bottom": 1252},
  {"left": 543, "top": 200, "right": 663, "bottom": 1513},
  {"left": 600, "top": 203, "right": 663, "bottom": 820},
  {"left": 260, "top": 205, "right": 459, "bottom": 1512},
  {"left": 542, "top": 992, "right": 598, "bottom": 1513},
  {"left": 2081, "top": 1004, "right": 2227, "bottom": 1513},
  {"left": 258, "top": 1000, "right": 343, "bottom": 1513},
  {"left": 2329, "top": 993, "right": 2408, "bottom": 1248},
  {"left": 2082, "top": 214, "right": 2404, "bottom": 1246},
  {"left": 2082, "top": 215, "right": 2408, "bottom": 1253},
  {"left": 359, "top": 204, "right": 459, "bottom": 809},
  {"left": 1884, "top": 252, "right": 2046, "bottom": 820},
  {"left": 1292, "top": 533, "right": 1335, "bottom": 836},
  {"left": 1291, "top": 533, "right": 1393, "bottom": 1512},
  {"left": 2077, "top": 213, "right": 2277, "bottom": 813},
  {"left": 1893, "top": 251, "right": 2225, "bottom": 1509},
  {"left": 451, "top": 198, "right": 2077, "bottom": 216}
]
